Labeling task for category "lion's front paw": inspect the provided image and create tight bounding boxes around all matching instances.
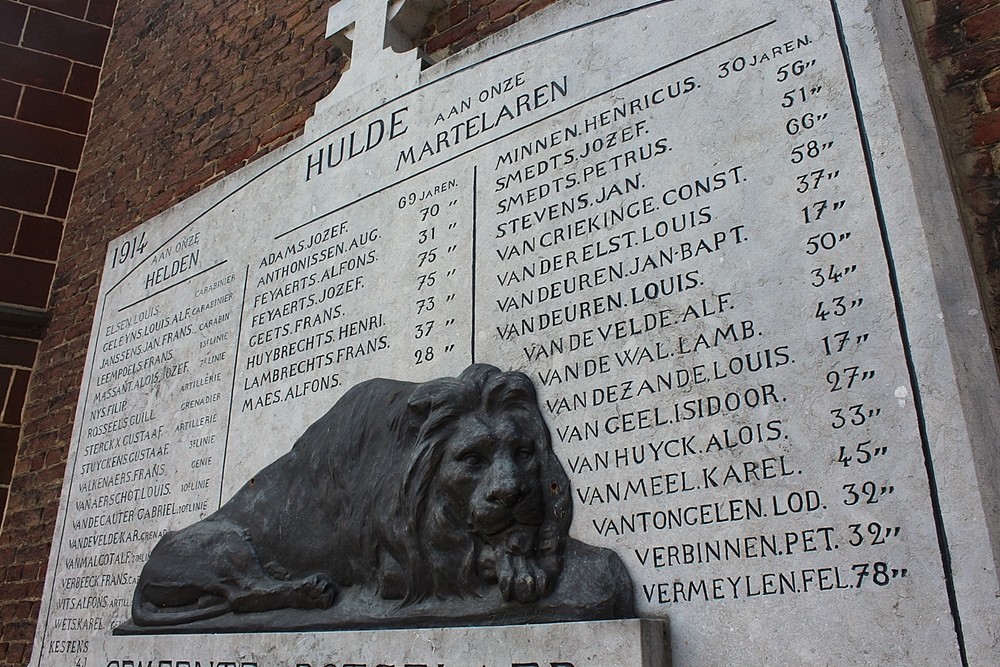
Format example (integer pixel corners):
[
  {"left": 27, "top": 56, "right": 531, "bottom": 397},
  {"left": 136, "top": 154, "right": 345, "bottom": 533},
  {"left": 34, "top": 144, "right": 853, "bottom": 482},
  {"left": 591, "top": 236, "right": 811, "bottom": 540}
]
[
  {"left": 264, "top": 561, "right": 292, "bottom": 581},
  {"left": 495, "top": 553, "right": 555, "bottom": 604}
]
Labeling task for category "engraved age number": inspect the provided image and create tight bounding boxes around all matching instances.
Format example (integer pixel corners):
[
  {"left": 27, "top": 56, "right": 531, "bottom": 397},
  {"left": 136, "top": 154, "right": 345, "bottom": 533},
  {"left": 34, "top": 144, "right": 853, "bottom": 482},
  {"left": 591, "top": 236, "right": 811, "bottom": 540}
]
[{"left": 411, "top": 199, "right": 460, "bottom": 365}]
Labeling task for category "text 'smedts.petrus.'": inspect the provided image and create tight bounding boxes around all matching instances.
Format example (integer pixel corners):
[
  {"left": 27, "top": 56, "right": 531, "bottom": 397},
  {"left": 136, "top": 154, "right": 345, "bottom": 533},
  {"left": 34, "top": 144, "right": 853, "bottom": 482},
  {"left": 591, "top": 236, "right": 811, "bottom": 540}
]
[{"left": 119, "top": 364, "right": 634, "bottom": 632}]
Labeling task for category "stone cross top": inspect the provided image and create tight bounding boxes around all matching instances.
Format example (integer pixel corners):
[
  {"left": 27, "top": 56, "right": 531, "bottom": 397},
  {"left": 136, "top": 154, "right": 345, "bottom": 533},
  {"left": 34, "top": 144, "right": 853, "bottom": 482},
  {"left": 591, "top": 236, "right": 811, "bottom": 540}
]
[{"left": 317, "top": 0, "right": 448, "bottom": 112}]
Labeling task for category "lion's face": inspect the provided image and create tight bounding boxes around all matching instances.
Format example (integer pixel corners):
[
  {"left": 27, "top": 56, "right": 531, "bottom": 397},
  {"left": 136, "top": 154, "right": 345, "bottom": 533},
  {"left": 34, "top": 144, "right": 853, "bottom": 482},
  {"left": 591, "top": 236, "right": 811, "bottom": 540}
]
[
  {"left": 398, "top": 365, "right": 569, "bottom": 603},
  {"left": 432, "top": 412, "right": 546, "bottom": 542}
]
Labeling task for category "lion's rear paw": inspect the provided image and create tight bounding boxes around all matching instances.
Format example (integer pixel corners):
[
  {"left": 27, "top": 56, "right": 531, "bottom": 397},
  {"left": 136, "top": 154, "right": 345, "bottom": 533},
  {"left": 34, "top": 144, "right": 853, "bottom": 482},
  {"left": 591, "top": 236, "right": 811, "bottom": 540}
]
[{"left": 298, "top": 574, "right": 337, "bottom": 609}]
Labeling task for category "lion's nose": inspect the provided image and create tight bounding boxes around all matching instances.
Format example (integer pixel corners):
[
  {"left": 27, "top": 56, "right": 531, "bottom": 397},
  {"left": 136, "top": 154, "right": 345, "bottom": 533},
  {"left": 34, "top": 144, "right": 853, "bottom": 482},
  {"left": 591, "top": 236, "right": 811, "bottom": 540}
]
[{"left": 487, "top": 483, "right": 524, "bottom": 507}]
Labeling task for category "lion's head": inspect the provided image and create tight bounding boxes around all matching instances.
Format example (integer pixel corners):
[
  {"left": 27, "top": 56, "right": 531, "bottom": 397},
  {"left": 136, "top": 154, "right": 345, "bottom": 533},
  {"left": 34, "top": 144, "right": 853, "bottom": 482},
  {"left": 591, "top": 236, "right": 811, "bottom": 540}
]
[{"left": 385, "top": 364, "right": 571, "bottom": 604}]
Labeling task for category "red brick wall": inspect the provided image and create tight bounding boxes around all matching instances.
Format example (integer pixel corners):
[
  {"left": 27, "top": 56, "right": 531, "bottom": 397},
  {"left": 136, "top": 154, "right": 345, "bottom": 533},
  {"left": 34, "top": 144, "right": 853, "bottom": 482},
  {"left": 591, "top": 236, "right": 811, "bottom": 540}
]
[
  {"left": 909, "top": 0, "right": 1000, "bottom": 360},
  {"left": 0, "top": 0, "right": 114, "bottom": 541},
  {"left": 0, "top": 0, "right": 996, "bottom": 664},
  {"left": 420, "top": 0, "right": 557, "bottom": 58}
]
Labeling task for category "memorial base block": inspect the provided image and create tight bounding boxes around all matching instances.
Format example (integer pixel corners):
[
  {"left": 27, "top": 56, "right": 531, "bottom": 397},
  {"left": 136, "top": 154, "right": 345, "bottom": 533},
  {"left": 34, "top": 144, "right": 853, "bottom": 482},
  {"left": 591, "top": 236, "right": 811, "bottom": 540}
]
[{"left": 102, "top": 619, "right": 669, "bottom": 667}]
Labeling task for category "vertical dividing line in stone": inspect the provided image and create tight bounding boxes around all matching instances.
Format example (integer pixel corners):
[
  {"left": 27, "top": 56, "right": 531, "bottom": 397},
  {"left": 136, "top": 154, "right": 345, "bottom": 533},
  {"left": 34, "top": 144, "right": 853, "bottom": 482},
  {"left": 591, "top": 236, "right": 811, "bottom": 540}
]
[
  {"left": 219, "top": 265, "right": 251, "bottom": 508},
  {"left": 829, "top": 1, "right": 968, "bottom": 663},
  {"left": 472, "top": 164, "right": 478, "bottom": 364}
]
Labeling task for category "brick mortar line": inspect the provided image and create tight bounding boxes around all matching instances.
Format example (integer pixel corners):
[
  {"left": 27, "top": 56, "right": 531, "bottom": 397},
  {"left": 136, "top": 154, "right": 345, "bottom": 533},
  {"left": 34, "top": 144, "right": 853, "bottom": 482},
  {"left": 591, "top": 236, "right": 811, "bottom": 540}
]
[
  {"left": 0, "top": 249, "right": 58, "bottom": 263},
  {"left": 0, "top": 371, "right": 13, "bottom": 425},
  {"left": 0, "top": 151, "right": 79, "bottom": 172},
  {"left": 2, "top": 82, "right": 102, "bottom": 106},
  {"left": 18, "top": 3, "right": 112, "bottom": 32},
  {"left": 1, "top": 116, "right": 88, "bottom": 139},
  {"left": 0, "top": 207, "right": 65, "bottom": 223},
  {"left": 3, "top": 39, "right": 110, "bottom": 71}
]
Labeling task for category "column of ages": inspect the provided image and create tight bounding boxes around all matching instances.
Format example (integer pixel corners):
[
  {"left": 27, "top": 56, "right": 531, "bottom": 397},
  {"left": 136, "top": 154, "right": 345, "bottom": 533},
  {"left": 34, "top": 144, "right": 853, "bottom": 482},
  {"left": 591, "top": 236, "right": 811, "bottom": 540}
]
[
  {"left": 775, "top": 48, "right": 909, "bottom": 592},
  {"left": 390, "top": 174, "right": 474, "bottom": 374}
]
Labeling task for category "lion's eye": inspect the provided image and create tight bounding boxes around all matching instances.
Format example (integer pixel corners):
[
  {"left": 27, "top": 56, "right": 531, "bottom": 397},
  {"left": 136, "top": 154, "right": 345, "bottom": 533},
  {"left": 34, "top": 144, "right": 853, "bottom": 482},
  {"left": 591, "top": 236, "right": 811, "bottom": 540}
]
[
  {"left": 516, "top": 447, "right": 535, "bottom": 461},
  {"left": 459, "top": 452, "right": 485, "bottom": 467}
]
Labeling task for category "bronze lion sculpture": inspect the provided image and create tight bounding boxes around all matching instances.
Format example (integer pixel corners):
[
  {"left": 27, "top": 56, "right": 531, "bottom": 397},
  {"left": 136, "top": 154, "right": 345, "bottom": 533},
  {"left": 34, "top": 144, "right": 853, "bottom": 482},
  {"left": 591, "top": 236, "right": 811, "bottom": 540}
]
[{"left": 124, "top": 364, "right": 633, "bottom": 632}]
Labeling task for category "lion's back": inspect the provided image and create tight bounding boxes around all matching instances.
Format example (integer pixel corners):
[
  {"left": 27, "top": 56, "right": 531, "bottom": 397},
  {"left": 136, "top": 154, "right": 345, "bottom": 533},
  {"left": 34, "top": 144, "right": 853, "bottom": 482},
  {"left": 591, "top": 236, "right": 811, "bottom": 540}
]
[{"left": 216, "top": 376, "right": 422, "bottom": 575}]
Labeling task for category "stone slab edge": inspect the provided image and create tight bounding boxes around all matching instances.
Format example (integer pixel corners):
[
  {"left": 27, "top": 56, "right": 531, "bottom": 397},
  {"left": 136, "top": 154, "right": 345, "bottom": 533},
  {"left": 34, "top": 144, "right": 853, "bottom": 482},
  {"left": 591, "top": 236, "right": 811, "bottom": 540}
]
[
  {"left": 840, "top": 0, "right": 1000, "bottom": 662},
  {"left": 102, "top": 619, "right": 669, "bottom": 667}
]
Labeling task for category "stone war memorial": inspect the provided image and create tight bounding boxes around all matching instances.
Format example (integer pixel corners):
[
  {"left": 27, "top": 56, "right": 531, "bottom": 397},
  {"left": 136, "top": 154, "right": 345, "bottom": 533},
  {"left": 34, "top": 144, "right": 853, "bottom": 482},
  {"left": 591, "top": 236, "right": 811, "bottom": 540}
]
[{"left": 26, "top": 0, "right": 1000, "bottom": 664}]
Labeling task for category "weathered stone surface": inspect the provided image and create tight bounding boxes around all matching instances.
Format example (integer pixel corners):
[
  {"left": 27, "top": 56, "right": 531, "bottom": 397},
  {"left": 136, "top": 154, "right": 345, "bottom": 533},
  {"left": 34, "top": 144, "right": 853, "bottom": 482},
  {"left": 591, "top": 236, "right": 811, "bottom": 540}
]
[{"left": 29, "top": 0, "right": 1000, "bottom": 665}]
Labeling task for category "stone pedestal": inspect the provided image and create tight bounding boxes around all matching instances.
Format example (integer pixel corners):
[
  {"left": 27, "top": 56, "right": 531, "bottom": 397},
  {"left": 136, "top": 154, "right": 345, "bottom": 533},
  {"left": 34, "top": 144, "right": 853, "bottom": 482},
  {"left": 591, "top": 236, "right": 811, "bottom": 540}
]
[{"left": 104, "top": 619, "right": 669, "bottom": 667}]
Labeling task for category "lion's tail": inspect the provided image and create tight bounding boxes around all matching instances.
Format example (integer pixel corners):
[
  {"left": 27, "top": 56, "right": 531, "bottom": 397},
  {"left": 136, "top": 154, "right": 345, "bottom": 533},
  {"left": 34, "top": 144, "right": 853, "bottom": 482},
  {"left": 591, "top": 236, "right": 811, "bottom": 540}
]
[{"left": 129, "top": 586, "right": 231, "bottom": 627}]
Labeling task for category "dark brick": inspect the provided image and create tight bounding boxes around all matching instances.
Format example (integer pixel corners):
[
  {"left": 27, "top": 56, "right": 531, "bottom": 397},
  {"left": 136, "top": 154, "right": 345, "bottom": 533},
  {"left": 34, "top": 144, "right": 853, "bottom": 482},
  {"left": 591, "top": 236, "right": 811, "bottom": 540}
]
[
  {"left": 0, "top": 487, "right": 8, "bottom": 526},
  {"left": 0, "top": 209, "right": 17, "bottom": 253},
  {"left": 948, "top": 39, "right": 1000, "bottom": 87},
  {"left": 963, "top": 5, "right": 1000, "bottom": 42},
  {"left": 4, "top": 564, "right": 24, "bottom": 583},
  {"left": 0, "top": 368, "right": 10, "bottom": 412},
  {"left": 0, "top": 1, "right": 28, "bottom": 45},
  {"left": 0, "top": 80, "right": 19, "bottom": 117},
  {"left": 18, "top": 1, "right": 86, "bottom": 20},
  {"left": 985, "top": 73, "right": 1000, "bottom": 109},
  {"left": 517, "top": 0, "right": 550, "bottom": 21},
  {"left": 0, "top": 337, "right": 38, "bottom": 367},
  {"left": 0, "top": 43, "right": 70, "bottom": 91},
  {"left": 0, "top": 255, "right": 54, "bottom": 308},
  {"left": 1, "top": 620, "right": 35, "bottom": 642},
  {"left": 488, "top": 0, "right": 528, "bottom": 20},
  {"left": 2, "top": 370, "right": 29, "bottom": 425},
  {"left": 65, "top": 62, "right": 100, "bottom": 99},
  {"left": 936, "top": 0, "right": 998, "bottom": 26},
  {"left": 21, "top": 8, "right": 111, "bottom": 66},
  {"left": 972, "top": 108, "right": 1000, "bottom": 146},
  {"left": 0, "top": 117, "right": 85, "bottom": 169},
  {"left": 425, "top": 9, "right": 489, "bottom": 54},
  {"left": 0, "top": 157, "right": 54, "bottom": 214},
  {"left": 86, "top": 0, "right": 117, "bottom": 27},
  {"left": 14, "top": 215, "right": 62, "bottom": 261},
  {"left": 17, "top": 87, "right": 91, "bottom": 134},
  {"left": 47, "top": 169, "right": 75, "bottom": 218}
]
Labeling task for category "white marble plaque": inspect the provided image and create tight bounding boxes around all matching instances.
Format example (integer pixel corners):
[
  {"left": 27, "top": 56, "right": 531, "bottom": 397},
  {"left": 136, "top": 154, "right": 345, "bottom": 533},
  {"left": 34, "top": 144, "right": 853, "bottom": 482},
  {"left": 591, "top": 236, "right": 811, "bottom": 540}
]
[{"left": 32, "top": 0, "right": 1000, "bottom": 665}]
